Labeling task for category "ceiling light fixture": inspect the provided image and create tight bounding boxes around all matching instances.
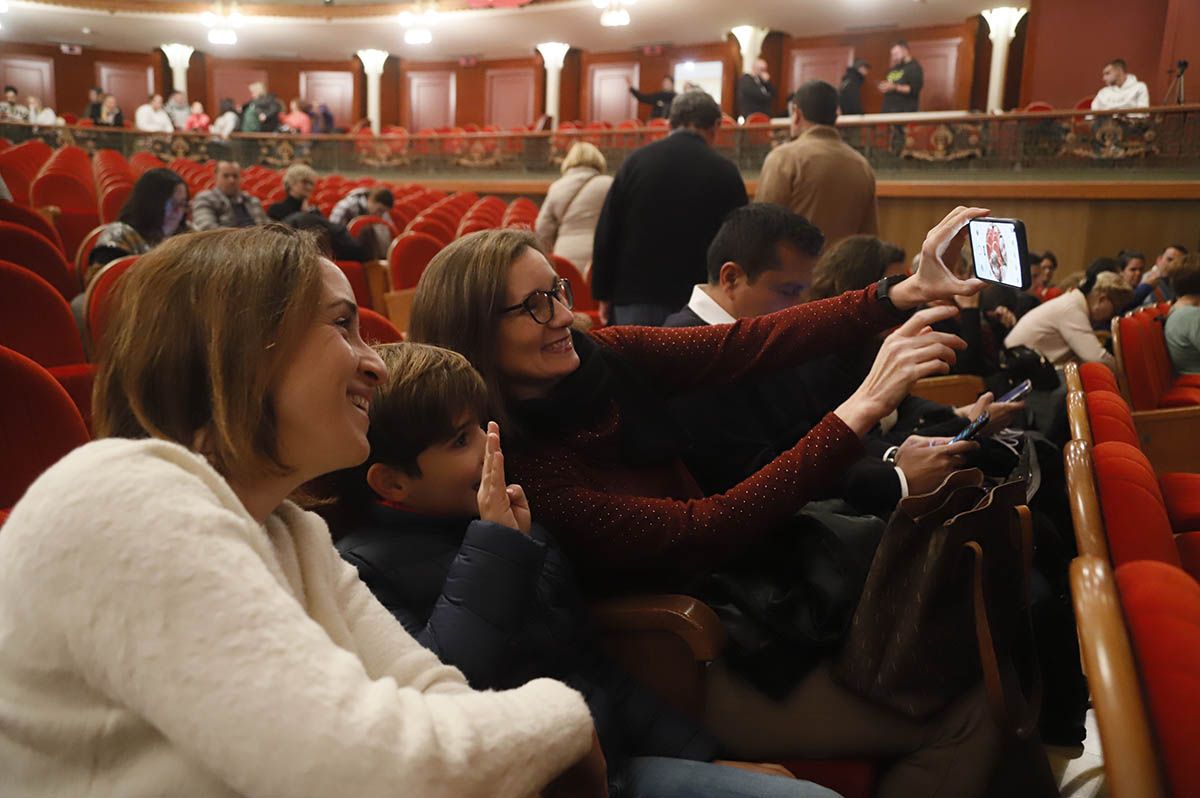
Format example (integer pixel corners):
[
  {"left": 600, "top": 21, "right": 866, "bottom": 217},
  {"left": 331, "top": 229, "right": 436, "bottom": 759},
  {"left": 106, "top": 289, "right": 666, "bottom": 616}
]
[
  {"left": 404, "top": 27, "right": 432, "bottom": 44},
  {"left": 202, "top": 2, "right": 244, "bottom": 31},
  {"left": 599, "top": 1, "right": 632, "bottom": 27},
  {"left": 398, "top": 3, "right": 437, "bottom": 45}
]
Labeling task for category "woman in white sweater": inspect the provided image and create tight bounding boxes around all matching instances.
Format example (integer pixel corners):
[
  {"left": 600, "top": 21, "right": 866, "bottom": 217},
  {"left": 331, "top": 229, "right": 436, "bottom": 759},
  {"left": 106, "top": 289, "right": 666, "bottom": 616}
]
[
  {"left": 0, "top": 224, "right": 601, "bottom": 798},
  {"left": 1005, "top": 270, "right": 1134, "bottom": 366},
  {"left": 536, "top": 142, "right": 614, "bottom": 275}
]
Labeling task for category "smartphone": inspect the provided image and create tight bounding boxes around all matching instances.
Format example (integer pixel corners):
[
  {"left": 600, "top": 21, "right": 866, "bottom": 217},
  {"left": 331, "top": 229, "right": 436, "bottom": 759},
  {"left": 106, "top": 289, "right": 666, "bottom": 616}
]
[
  {"left": 950, "top": 411, "right": 990, "bottom": 444},
  {"left": 967, "top": 217, "right": 1030, "bottom": 290},
  {"left": 997, "top": 378, "right": 1033, "bottom": 404}
]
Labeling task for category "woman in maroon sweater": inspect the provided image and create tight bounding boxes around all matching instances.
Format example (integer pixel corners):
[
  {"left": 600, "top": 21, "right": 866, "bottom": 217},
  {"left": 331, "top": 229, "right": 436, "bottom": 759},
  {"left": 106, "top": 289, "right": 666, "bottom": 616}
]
[{"left": 409, "top": 207, "right": 1013, "bottom": 798}]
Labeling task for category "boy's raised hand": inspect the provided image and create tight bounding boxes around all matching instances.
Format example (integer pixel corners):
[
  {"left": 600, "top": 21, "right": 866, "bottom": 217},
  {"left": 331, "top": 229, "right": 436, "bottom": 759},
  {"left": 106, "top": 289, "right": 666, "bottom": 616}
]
[{"left": 476, "top": 421, "right": 532, "bottom": 536}]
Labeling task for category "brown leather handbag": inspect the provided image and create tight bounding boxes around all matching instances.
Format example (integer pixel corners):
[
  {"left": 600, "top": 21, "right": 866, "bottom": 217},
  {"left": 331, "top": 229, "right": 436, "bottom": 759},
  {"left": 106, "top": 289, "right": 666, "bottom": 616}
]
[{"left": 833, "top": 469, "right": 1042, "bottom": 736}]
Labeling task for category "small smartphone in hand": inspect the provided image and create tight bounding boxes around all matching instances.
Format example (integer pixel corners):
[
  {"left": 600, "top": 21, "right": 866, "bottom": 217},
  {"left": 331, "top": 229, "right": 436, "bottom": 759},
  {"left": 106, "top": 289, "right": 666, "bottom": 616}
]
[
  {"left": 967, "top": 217, "right": 1030, "bottom": 290},
  {"left": 997, "top": 378, "right": 1033, "bottom": 404},
  {"left": 950, "top": 411, "right": 990, "bottom": 444}
]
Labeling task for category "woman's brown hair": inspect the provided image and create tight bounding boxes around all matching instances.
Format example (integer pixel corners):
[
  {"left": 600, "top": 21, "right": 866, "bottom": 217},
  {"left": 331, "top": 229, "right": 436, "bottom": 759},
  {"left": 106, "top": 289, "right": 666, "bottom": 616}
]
[
  {"left": 809, "top": 234, "right": 906, "bottom": 300},
  {"left": 408, "top": 228, "right": 544, "bottom": 429},
  {"left": 93, "top": 224, "right": 324, "bottom": 482}
]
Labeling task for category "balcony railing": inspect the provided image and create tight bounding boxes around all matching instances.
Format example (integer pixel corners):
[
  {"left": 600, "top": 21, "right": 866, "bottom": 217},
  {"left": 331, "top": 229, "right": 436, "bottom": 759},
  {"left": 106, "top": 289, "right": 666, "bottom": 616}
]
[{"left": 3, "top": 104, "right": 1198, "bottom": 179}]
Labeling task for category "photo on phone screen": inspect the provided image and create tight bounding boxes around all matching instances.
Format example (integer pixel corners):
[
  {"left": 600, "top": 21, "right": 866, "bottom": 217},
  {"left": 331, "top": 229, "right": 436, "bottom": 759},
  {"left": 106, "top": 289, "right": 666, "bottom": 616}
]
[
  {"left": 967, "top": 217, "right": 1030, "bottom": 290},
  {"left": 997, "top": 378, "right": 1033, "bottom": 404}
]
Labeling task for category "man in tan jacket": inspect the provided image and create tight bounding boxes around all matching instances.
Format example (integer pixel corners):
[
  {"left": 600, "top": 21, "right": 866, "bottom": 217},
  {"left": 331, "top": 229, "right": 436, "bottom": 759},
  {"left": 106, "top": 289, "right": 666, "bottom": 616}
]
[{"left": 755, "top": 80, "right": 878, "bottom": 250}]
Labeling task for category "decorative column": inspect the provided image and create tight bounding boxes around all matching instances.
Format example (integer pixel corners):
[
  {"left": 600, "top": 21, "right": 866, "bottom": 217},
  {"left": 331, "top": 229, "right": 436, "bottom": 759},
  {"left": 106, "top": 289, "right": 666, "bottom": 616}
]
[
  {"left": 730, "top": 25, "right": 769, "bottom": 74},
  {"left": 356, "top": 49, "right": 389, "bottom": 134},
  {"left": 160, "top": 43, "right": 194, "bottom": 94},
  {"left": 981, "top": 7, "right": 1027, "bottom": 112},
  {"left": 537, "top": 42, "right": 570, "bottom": 129}
]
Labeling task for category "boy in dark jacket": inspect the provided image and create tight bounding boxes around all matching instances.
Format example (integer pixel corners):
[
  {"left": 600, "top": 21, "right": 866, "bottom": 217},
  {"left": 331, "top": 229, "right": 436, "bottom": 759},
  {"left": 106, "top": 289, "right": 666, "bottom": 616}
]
[{"left": 332, "top": 342, "right": 840, "bottom": 798}]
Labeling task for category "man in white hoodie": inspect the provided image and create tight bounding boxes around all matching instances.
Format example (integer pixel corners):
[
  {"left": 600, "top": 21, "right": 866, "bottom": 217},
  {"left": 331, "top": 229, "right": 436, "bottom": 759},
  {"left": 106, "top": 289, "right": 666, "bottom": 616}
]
[{"left": 1091, "top": 58, "right": 1149, "bottom": 110}]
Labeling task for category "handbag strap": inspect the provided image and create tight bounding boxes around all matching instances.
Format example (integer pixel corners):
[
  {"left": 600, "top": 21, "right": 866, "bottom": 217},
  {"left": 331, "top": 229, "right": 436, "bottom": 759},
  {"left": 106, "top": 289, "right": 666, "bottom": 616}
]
[
  {"left": 559, "top": 172, "right": 598, "bottom": 220},
  {"left": 966, "top": 504, "right": 1044, "bottom": 738}
]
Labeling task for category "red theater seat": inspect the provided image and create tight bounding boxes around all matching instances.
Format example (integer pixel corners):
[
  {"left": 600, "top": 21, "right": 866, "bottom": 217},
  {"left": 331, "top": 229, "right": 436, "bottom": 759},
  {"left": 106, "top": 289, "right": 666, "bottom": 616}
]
[
  {"left": 1080, "top": 362, "right": 1120, "bottom": 395},
  {"left": 387, "top": 231, "right": 443, "bottom": 291},
  {"left": 1116, "top": 560, "right": 1200, "bottom": 798},
  {"left": 84, "top": 255, "right": 139, "bottom": 355},
  {"left": 0, "top": 221, "right": 78, "bottom": 298},
  {"left": 1115, "top": 306, "right": 1200, "bottom": 410},
  {"left": 0, "top": 346, "right": 90, "bottom": 511},
  {"left": 0, "top": 200, "right": 67, "bottom": 254},
  {"left": 358, "top": 308, "right": 403, "bottom": 344},
  {"left": 1092, "top": 441, "right": 1182, "bottom": 570}
]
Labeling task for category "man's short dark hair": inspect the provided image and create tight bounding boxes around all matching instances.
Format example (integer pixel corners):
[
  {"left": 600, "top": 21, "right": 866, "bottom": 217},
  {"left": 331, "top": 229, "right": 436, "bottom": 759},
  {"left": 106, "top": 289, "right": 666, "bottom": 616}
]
[
  {"left": 1168, "top": 243, "right": 1190, "bottom": 255},
  {"left": 368, "top": 187, "right": 394, "bottom": 208},
  {"left": 789, "top": 80, "right": 838, "bottom": 126},
  {"left": 892, "top": 40, "right": 910, "bottom": 50},
  {"left": 1119, "top": 249, "right": 1146, "bottom": 267},
  {"left": 705, "top": 204, "right": 825, "bottom": 284},
  {"left": 3, "top": 85, "right": 17, "bottom": 95},
  {"left": 92, "top": 86, "right": 104, "bottom": 93},
  {"left": 1171, "top": 253, "right": 1200, "bottom": 295},
  {"left": 1108, "top": 58, "right": 1128, "bottom": 71},
  {"left": 1040, "top": 250, "right": 1058, "bottom": 267},
  {"left": 668, "top": 90, "right": 721, "bottom": 130},
  {"left": 663, "top": 75, "right": 674, "bottom": 84}
]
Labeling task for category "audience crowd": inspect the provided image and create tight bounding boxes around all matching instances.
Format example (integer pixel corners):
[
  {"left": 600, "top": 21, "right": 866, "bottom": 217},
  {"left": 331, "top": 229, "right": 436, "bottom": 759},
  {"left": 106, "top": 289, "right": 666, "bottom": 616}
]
[{"left": 0, "top": 69, "right": 1194, "bottom": 798}]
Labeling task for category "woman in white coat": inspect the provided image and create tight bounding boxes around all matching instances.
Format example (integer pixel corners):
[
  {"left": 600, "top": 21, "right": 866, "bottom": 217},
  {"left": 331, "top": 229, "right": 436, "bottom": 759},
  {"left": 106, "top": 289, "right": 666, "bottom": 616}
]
[{"left": 536, "top": 141, "right": 614, "bottom": 276}]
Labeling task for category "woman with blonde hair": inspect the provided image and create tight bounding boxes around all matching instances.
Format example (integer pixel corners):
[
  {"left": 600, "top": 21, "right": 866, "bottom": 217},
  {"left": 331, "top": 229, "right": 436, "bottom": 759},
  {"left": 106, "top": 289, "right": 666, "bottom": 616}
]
[
  {"left": 1006, "top": 269, "right": 1134, "bottom": 366},
  {"left": 535, "top": 141, "right": 614, "bottom": 275},
  {"left": 0, "top": 224, "right": 602, "bottom": 797},
  {"left": 268, "top": 162, "right": 319, "bottom": 221}
]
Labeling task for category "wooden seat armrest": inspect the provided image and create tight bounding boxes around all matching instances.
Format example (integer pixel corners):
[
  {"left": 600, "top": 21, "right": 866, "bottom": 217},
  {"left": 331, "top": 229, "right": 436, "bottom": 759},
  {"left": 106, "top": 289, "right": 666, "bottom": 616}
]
[
  {"left": 1063, "top": 441, "right": 1109, "bottom": 560},
  {"left": 1070, "top": 556, "right": 1164, "bottom": 798},
  {"left": 1131, "top": 405, "right": 1200, "bottom": 474},
  {"left": 362, "top": 259, "right": 388, "bottom": 313},
  {"left": 590, "top": 594, "right": 726, "bottom": 662},
  {"left": 910, "top": 374, "right": 984, "bottom": 407}
]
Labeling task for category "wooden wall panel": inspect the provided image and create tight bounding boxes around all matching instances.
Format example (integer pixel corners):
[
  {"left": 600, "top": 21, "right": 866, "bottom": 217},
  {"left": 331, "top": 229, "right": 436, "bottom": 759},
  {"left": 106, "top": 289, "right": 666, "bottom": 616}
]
[
  {"left": 209, "top": 66, "right": 269, "bottom": 112},
  {"left": 0, "top": 43, "right": 162, "bottom": 119},
  {"left": 788, "top": 46, "right": 855, "bottom": 94},
  {"left": 300, "top": 70, "right": 355, "bottom": 129},
  {"left": 204, "top": 56, "right": 362, "bottom": 130},
  {"left": 581, "top": 39, "right": 740, "bottom": 122},
  {"left": 907, "top": 37, "right": 962, "bottom": 112},
  {"left": 401, "top": 56, "right": 542, "bottom": 129},
  {"left": 96, "top": 62, "right": 155, "bottom": 119},
  {"left": 588, "top": 62, "right": 639, "bottom": 123},
  {"left": 405, "top": 70, "right": 456, "bottom": 130},
  {"left": 0, "top": 55, "right": 56, "bottom": 109},
  {"left": 484, "top": 67, "right": 535, "bottom": 129}
]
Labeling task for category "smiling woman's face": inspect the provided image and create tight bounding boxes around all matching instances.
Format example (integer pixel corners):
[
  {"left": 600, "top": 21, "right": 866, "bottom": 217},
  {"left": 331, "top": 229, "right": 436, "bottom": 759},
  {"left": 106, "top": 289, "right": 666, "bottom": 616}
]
[{"left": 494, "top": 247, "right": 580, "bottom": 400}]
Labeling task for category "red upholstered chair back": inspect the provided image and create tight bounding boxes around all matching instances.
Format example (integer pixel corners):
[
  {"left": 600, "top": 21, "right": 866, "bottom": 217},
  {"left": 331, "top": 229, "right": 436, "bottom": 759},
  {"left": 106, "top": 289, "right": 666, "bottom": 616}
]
[
  {"left": 0, "top": 346, "right": 90, "bottom": 510},
  {"left": 407, "top": 215, "right": 454, "bottom": 246},
  {"left": 0, "top": 261, "right": 86, "bottom": 367},
  {"left": 332, "top": 261, "right": 374, "bottom": 311},
  {"left": 0, "top": 139, "right": 53, "bottom": 204},
  {"left": 358, "top": 308, "right": 403, "bottom": 344},
  {"left": 0, "top": 221, "right": 78, "bottom": 299},
  {"left": 347, "top": 214, "right": 400, "bottom": 243},
  {"left": 84, "top": 255, "right": 139, "bottom": 355},
  {"left": 1093, "top": 441, "right": 1181, "bottom": 568},
  {"left": 74, "top": 225, "right": 108, "bottom": 276},
  {"left": 30, "top": 145, "right": 96, "bottom": 211},
  {"left": 1116, "top": 560, "right": 1200, "bottom": 798},
  {"left": 549, "top": 254, "right": 598, "bottom": 312},
  {"left": 1117, "top": 309, "right": 1165, "bottom": 410},
  {"left": 1085, "top": 391, "right": 1140, "bottom": 448},
  {"left": 1080, "top": 362, "right": 1120, "bottom": 395},
  {"left": 0, "top": 200, "right": 66, "bottom": 254},
  {"left": 387, "top": 231, "right": 443, "bottom": 291},
  {"left": 53, "top": 208, "right": 102, "bottom": 275}
]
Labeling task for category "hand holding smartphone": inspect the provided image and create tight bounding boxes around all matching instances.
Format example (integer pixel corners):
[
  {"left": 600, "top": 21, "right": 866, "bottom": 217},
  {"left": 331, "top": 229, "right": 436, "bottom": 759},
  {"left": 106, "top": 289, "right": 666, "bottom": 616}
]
[
  {"left": 950, "top": 411, "right": 990, "bottom": 444},
  {"left": 967, "top": 217, "right": 1030, "bottom": 290},
  {"left": 997, "top": 379, "right": 1033, "bottom": 404}
]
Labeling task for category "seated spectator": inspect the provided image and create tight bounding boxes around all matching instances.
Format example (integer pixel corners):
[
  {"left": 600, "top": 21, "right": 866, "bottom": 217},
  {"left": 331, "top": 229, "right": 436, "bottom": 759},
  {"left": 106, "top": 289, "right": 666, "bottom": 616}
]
[
  {"left": 1090, "top": 58, "right": 1149, "bottom": 111},
  {"left": 330, "top": 186, "right": 393, "bottom": 227},
  {"left": 83, "top": 86, "right": 103, "bottom": 122},
  {"left": 210, "top": 98, "right": 240, "bottom": 140},
  {"left": 1135, "top": 243, "right": 1190, "bottom": 305},
  {"left": 409, "top": 210, "right": 1010, "bottom": 798},
  {"left": 25, "top": 96, "right": 58, "bottom": 126},
  {"left": 280, "top": 98, "right": 312, "bottom": 134},
  {"left": 1005, "top": 271, "right": 1133, "bottom": 366},
  {"left": 191, "top": 161, "right": 269, "bottom": 231},
  {"left": 268, "top": 163, "right": 319, "bottom": 221},
  {"left": 282, "top": 211, "right": 378, "bottom": 263},
  {"left": 0, "top": 224, "right": 602, "bottom": 798},
  {"left": 1029, "top": 250, "right": 1061, "bottom": 301},
  {"left": 535, "top": 142, "right": 613, "bottom": 275},
  {"left": 86, "top": 167, "right": 190, "bottom": 284},
  {"left": 165, "top": 90, "right": 190, "bottom": 130},
  {"left": 1118, "top": 249, "right": 1146, "bottom": 288},
  {"left": 664, "top": 207, "right": 989, "bottom": 516},
  {"left": 184, "top": 101, "right": 211, "bottom": 132},
  {"left": 329, "top": 342, "right": 840, "bottom": 798},
  {"left": 1165, "top": 253, "right": 1200, "bottom": 374},
  {"left": 0, "top": 85, "right": 28, "bottom": 121},
  {"left": 242, "top": 81, "right": 282, "bottom": 133},
  {"left": 134, "top": 93, "right": 174, "bottom": 133},
  {"left": 96, "top": 93, "right": 124, "bottom": 127}
]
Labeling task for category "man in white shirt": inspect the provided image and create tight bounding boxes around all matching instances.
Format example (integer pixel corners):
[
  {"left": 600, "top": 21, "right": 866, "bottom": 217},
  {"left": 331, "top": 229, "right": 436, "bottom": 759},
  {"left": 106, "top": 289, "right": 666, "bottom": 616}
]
[
  {"left": 1091, "top": 59, "right": 1149, "bottom": 111},
  {"left": 134, "top": 93, "right": 175, "bottom": 133}
]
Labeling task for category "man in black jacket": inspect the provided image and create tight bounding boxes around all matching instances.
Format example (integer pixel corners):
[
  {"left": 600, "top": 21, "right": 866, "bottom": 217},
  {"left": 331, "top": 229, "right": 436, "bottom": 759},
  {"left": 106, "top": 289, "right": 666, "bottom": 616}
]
[
  {"left": 838, "top": 60, "right": 870, "bottom": 115},
  {"left": 591, "top": 91, "right": 748, "bottom": 326},
  {"left": 736, "top": 59, "right": 777, "bottom": 118},
  {"left": 879, "top": 41, "right": 923, "bottom": 113},
  {"left": 627, "top": 75, "right": 676, "bottom": 120},
  {"left": 663, "top": 204, "right": 977, "bottom": 516}
]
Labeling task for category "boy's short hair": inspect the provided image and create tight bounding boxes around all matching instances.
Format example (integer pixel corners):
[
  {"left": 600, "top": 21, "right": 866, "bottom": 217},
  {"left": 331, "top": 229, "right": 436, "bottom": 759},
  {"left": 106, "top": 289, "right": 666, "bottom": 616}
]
[
  {"left": 366, "top": 343, "right": 488, "bottom": 477},
  {"left": 367, "top": 187, "right": 394, "bottom": 208},
  {"left": 1171, "top": 253, "right": 1200, "bottom": 296}
]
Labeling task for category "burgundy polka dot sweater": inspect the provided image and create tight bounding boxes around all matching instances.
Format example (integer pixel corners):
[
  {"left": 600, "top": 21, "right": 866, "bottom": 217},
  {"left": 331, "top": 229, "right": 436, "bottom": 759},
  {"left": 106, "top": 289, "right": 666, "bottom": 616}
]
[{"left": 509, "top": 285, "right": 900, "bottom": 590}]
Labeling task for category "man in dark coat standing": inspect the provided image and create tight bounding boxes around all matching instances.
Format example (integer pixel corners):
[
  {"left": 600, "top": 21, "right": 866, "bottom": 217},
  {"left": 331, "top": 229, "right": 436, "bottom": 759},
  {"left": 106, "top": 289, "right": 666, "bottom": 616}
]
[
  {"left": 591, "top": 91, "right": 748, "bottom": 326},
  {"left": 627, "top": 75, "right": 677, "bottom": 120},
  {"left": 838, "top": 60, "right": 871, "bottom": 115},
  {"left": 737, "top": 58, "right": 777, "bottom": 118}
]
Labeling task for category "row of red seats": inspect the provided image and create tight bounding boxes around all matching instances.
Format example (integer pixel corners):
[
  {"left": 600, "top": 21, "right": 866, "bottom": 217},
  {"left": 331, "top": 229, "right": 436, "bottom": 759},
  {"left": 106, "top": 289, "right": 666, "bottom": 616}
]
[
  {"left": 1063, "top": 361, "right": 1200, "bottom": 797},
  {"left": 1112, "top": 302, "right": 1200, "bottom": 410}
]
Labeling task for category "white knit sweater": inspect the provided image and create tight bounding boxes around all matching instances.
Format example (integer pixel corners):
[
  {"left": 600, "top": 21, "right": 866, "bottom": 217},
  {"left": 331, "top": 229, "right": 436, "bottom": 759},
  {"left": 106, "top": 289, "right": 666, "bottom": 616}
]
[{"left": 0, "top": 438, "right": 593, "bottom": 797}]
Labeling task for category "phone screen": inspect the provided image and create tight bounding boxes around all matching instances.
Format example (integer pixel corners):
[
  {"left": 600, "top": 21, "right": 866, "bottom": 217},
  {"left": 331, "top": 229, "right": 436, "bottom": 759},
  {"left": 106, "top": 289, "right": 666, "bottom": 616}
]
[
  {"left": 951, "top": 411, "right": 990, "bottom": 444},
  {"left": 997, "top": 379, "right": 1033, "bottom": 404},
  {"left": 968, "top": 218, "right": 1029, "bottom": 289}
]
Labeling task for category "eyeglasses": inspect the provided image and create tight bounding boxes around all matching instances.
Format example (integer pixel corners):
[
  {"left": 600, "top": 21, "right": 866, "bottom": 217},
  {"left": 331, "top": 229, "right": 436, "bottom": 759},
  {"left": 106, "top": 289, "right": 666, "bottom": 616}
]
[{"left": 498, "top": 277, "right": 574, "bottom": 324}]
